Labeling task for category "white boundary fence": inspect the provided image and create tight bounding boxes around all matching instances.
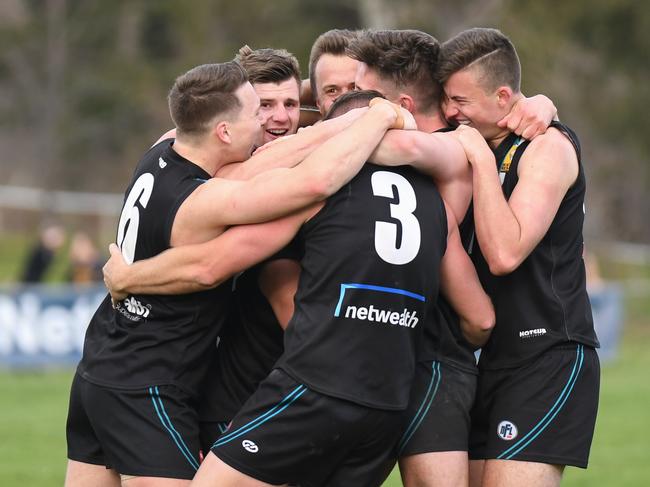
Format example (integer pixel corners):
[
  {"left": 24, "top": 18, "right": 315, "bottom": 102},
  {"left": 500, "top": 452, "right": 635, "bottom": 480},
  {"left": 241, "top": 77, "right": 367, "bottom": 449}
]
[{"left": 0, "top": 184, "right": 122, "bottom": 217}]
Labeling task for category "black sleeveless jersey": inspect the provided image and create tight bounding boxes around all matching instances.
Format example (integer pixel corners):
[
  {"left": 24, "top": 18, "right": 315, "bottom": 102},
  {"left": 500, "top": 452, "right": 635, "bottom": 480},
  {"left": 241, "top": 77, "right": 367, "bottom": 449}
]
[
  {"left": 199, "top": 243, "right": 301, "bottom": 422},
  {"left": 276, "top": 163, "right": 448, "bottom": 410},
  {"left": 77, "top": 139, "right": 232, "bottom": 397},
  {"left": 471, "top": 123, "right": 599, "bottom": 370}
]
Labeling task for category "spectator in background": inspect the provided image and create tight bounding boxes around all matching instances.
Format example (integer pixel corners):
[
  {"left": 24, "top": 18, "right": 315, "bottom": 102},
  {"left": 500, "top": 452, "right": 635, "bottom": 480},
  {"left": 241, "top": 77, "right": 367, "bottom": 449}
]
[
  {"left": 20, "top": 223, "right": 65, "bottom": 283},
  {"left": 67, "top": 231, "right": 103, "bottom": 284}
]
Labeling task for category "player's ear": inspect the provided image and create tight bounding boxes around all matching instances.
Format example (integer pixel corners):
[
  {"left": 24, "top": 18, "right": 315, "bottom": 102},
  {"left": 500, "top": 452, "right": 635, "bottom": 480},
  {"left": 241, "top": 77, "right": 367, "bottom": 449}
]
[
  {"left": 215, "top": 121, "right": 231, "bottom": 144},
  {"left": 496, "top": 86, "right": 513, "bottom": 108},
  {"left": 398, "top": 94, "right": 415, "bottom": 114}
]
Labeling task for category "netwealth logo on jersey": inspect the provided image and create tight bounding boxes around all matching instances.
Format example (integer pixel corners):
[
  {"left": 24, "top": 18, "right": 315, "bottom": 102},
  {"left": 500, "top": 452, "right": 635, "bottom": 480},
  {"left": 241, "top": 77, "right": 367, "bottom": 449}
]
[
  {"left": 123, "top": 296, "right": 151, "bottom": 318},
  {"left": 345, "top": 304, "right": 419, "bottom": 328},
  {"left": 333, "top": 283, "right": 425, "bottom": 328}
]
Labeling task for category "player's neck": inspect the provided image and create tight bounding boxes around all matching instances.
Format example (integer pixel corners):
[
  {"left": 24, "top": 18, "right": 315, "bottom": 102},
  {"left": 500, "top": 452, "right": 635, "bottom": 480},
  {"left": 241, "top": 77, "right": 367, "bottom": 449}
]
[
  {"left": 487, "top": 94, "right": 525, "bottom": 148},
  {"left": 486, "top": 130, "right": 511, "bottom": 149},
  {"left": 414, "top": 111, "right": 447, "bottom": 133},
  {"left": 172, "top": 138, "right": 223, "bottom": 176}
]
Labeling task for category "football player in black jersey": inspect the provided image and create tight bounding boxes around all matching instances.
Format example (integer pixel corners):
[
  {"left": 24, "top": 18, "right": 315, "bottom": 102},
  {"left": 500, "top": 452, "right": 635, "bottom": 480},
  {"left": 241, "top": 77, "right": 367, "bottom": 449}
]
[
  {"left": 346, "top": 29, "right": 559, "bottom": 487},
  {"left": 199, "top": 45, "right": 304, "bottom": 451},
  {"left": 65, "top": 61, "right": 410, "bottom": 487},
  {"left": 102, "top": 92, "right": 495, "bottom": 486},
  {"left": 439, "top": 28, "right": 599, "bottom": 487},
  {"left": 188, "top": 91, "right": 494, "bottom": 487}
]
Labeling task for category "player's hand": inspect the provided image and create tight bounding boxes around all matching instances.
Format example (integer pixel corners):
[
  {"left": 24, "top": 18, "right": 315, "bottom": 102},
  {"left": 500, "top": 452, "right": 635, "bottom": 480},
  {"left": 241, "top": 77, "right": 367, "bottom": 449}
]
[
  {"left": 451, "top": 125, "right": 493, "bottom": 166},
  {"left": 498, "top": 94, "right": 557, "bottom": 140},
  {"left": 369, "top": 98, "right": 416, "bottom": 130},
  {"left": 398, "top": 106, "right": 417, "bottom": 131},
  {"left": 103, "top": 243, "right": 129, "bottom": 304}
]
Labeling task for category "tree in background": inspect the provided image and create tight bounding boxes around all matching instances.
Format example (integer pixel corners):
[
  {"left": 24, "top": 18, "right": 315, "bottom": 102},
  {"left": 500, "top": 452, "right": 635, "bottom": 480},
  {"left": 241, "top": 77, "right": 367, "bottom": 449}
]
[{"left": 0, "top": 0, "right": 648, "bottom": 242}]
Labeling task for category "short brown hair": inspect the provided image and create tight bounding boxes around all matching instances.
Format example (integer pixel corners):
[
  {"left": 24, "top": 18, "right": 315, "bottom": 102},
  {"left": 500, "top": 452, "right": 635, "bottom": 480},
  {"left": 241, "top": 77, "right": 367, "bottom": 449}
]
[
  {"left": 308, "top": 29, "right": 359, "bottom": 98},
  {"left": 236, "top": 45, "right": 301, "bottom": 86},
  {"left": 168, "top": 62, "right": 248, "bottom": 135},
  {"left": 437, "top": 28, "right": 521, "bottom": 93},
  {"left": 346, "top": 29, "right": 442, "bottom": 113},
  {"left": 324, "top": 89, "right": 385, "bottom": 120}
]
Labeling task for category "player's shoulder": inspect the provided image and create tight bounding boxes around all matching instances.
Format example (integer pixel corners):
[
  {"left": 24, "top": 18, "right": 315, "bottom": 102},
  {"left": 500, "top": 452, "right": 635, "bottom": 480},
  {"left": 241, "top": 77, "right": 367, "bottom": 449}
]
[
  {"left": 523, "top": 126, "right": 578, "bottom": 169},
  {"left": 527, "top": 126, "right": 577, "bottom": 157},
  {"left": 518, "top": 126, "right": 579, "bottom": 187}
]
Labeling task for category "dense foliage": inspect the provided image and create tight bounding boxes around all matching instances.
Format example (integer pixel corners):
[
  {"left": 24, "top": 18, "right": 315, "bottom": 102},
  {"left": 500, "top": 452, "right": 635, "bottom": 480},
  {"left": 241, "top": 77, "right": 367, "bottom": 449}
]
[{"left": 1, "top": 0, "right": 647, "bottom": 241}]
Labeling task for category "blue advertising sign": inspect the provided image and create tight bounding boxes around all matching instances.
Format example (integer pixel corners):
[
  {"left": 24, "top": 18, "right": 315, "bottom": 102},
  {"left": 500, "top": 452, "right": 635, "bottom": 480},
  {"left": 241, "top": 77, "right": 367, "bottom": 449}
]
[{"left": 0, "top": 285, "right": 106, "bottom": 367}]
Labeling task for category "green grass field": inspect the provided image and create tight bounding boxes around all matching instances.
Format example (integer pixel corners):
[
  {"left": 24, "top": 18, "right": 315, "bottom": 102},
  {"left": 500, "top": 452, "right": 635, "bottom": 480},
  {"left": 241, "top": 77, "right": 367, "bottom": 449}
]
[
  {"left": 1, "top": 318, "right": 648, "bottom": 486},
  {"left": 1, "top": 236, "right": 648, "bottom": 486}
]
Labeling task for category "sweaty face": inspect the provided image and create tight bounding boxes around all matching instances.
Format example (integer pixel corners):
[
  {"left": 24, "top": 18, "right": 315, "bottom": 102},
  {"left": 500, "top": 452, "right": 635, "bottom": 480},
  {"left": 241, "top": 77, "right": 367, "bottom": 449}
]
[
  {"left": 230, "top": 82, "right": 265, "bottom": 158},
  {"left": 254, "top": 78, "right": 300, "bottom": 145},
  {"left": 443, "top": 67, "right": 505, "bottom": 140},
  {"left": 314, "top": 54, "right": 359, "bottom": 115}
]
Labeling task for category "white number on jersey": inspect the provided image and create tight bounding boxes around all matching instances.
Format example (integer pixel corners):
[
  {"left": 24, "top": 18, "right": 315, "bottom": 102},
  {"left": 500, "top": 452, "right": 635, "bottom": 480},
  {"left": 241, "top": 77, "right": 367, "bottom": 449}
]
[
  {"left": 371, "top": 171, "right": 421, "bottom": 265},
  {"left": 116, "top": 173, "right": 155, "bottom": 264}
]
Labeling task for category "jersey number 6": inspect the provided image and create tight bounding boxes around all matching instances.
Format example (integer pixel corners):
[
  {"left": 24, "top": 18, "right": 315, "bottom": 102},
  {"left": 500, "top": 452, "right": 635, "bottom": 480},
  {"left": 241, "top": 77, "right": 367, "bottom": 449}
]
[{"left": 116, "top": 173, "right": 155, "bottom": 264}]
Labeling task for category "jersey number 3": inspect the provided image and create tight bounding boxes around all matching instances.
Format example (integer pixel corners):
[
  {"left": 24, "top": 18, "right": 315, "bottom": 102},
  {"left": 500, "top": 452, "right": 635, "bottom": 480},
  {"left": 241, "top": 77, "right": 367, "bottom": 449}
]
[
  {"left": 371, "top": 171, "right": 421, "bottom": 265},
  {"left": 117, "top": 173, "right": 155, "bottom": 264}
]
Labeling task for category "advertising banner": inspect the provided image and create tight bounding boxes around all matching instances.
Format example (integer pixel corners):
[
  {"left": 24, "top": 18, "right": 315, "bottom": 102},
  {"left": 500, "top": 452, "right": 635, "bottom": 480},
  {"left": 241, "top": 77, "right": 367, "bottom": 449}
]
[{"left": 0, "top": 285, "right": 105, "bottom": 367}]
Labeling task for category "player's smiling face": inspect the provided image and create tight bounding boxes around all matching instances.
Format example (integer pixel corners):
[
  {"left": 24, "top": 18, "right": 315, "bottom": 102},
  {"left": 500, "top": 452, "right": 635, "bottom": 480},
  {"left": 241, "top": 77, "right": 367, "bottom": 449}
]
[
  {"left": 443, "top": 66, "right": 504, "bottom": 138},
  {"left": 314, "top": 54, "right": 358, "bottom": 115},
  {"left": 230, "top": 82, "right": 265, "bottom": 157},
  {"left": 254, "top": 78, "right": 300, "bottom": 145}
]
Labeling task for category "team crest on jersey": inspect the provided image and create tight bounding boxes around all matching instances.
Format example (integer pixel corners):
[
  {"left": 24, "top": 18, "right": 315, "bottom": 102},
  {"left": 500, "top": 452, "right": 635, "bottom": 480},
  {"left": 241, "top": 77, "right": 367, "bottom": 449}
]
[
  {"left": 497, "top": 420, "right": 518, "bottom": 441},
  {"left": 158, "top": 157, "right": 167, "bottom": 169}
]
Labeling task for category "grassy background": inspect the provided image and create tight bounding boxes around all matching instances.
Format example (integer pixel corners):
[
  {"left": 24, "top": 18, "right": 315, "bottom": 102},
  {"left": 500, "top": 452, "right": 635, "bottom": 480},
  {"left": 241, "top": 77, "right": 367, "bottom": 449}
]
[{"left": 0, "top": 316, "right": 648, "bottom": 486}]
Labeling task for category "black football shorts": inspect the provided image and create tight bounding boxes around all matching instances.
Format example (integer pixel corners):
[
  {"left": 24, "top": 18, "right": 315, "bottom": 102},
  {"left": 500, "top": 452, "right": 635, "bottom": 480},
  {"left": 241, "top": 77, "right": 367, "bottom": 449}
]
[
  {"left": 469, "top": 343, "right": 600, "bottom": 468},
  {"left": 212, "top": 368, "right": 403, "bottom": 487},
  {"left": 398, "top": 360, "right": 477, "bottom": 457},
  {"left": 66, "top": 372, "right": 201, "bottom": 479}
]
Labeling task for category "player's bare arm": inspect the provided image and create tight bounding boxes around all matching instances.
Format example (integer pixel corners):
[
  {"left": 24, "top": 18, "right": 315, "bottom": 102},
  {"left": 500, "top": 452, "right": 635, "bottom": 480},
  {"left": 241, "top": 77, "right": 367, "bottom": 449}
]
[
  {"left": 439, "top": 202, "right": 495, "bottom": 347},
  {"left": 105, "top": 101, "right": 406, "bottom": 298},
  {"left": 103, "top": 208, "right": 313, "bottom": 300},
  {"left": 455, "top": 125, "right": 578, "bottom": 275},
  {"left": 258, "top": 259, "right": 301, "bottom": 329},
  {"left": 497, "top": 94, "right": 557, "bottom": 140},
  {"left": 218, "top": 106, "right": 365, "bottom": 179},
  {"left": 172, "top": 102, "right": 404, "bottom": 245},
  {"left": 370, "top": 130, "right": 472, "bottom": 222}
]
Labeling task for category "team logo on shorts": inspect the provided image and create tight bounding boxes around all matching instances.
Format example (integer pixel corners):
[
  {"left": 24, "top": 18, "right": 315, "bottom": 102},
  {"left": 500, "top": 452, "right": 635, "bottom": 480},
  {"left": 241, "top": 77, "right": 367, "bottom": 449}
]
[
  {"left": 242, "top": 439, "right": 259, "bottom": 453},
  {"left": 497, "top": 420, "right": 518, "bottom": 441}
]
